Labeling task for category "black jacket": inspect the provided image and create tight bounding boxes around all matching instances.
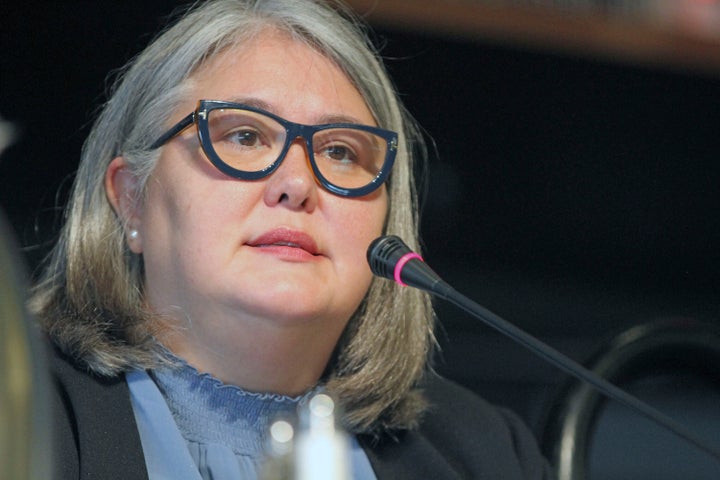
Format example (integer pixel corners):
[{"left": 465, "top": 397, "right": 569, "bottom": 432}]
[{"left": 49, "top": 347, "right": 551, "bottom": 479}]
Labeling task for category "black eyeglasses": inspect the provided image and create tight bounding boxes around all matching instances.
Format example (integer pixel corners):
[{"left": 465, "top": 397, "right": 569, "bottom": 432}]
[{"left": 150, "top": 100, "right": 398, "bottom": 197}]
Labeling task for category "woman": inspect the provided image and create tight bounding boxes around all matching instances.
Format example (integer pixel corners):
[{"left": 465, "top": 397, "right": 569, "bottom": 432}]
[{"left": 31, "top": 0, "right": 550, "bottom": 478}]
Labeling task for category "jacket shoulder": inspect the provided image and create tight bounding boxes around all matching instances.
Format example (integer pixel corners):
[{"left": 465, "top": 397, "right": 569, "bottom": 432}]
[
  {"left": 48, "top": 344, "right": 148, "bottom": 480},
  {"left": 361, "top": 375, "right": 551, "bottom": 480}
]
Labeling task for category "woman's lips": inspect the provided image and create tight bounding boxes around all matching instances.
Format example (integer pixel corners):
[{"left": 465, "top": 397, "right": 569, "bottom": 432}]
[{"left": 247, "top": 228, "right": 320, "bottom": 259}]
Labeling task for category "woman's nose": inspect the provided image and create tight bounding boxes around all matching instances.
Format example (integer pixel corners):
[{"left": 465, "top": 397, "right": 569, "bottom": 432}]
[{"left": 263, "top": 139, "right": 318, "bottom": 211}]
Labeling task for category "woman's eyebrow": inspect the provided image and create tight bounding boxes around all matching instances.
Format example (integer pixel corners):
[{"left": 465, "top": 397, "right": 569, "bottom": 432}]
[
  {"left": 316, "top": 113, "right": 367, "bottom": 125},
  {"left": 225, "top": 96, "right": 274, "bottom": 112},
  {"left": 224, "top": 96, "right": 369, "bottom": 125}
]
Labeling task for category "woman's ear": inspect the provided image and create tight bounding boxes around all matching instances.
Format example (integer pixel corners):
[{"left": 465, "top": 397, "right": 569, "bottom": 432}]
[{"left": 105, "top": 156, "right": 144, "bottom": 254}]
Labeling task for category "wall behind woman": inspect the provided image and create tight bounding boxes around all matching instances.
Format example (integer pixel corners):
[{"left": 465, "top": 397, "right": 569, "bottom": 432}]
[{"left": 2, "top": 1, "right": 720, "bottom": 436}]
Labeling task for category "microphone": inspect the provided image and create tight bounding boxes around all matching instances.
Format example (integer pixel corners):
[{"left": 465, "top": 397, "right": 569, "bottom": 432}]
[
  {"left": 367, "top": 235, "right": 720, "bottom": 462},
  {"left": 366, "top": 234, "right": 451, "bottom": 297}
]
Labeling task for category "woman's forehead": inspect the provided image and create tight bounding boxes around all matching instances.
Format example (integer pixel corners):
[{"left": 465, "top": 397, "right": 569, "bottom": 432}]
[{"left": 184, "top": 32, "right": 375, "bottom": 126}]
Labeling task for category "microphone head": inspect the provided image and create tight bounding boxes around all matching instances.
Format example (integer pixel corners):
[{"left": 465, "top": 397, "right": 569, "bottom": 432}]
[
  {"left": 367, "top": 235, "right": 449, "bottom": 296},
  {"left": 366, "top": 235, "right": 412, "bottom": 281}
]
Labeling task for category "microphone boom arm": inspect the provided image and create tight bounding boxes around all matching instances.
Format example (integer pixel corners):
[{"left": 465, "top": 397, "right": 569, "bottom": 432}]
[{"left": 367, "top": 235, "right": 720, "bottom": 462}]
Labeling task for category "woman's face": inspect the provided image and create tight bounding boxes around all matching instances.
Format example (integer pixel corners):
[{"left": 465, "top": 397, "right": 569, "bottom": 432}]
[{"left": 122, "top": 31, "right": 387, "bottom": 381}]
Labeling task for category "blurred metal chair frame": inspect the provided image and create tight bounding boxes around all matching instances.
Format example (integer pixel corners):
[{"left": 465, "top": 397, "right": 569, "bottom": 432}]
[{"left": 540, "top": 318, "right": 720, "bottom": 480}]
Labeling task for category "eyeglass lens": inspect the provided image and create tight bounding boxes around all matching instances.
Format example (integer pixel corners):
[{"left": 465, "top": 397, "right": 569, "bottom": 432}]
[{"left": 206, "top": 108, "right": 388, "bottom": 190}]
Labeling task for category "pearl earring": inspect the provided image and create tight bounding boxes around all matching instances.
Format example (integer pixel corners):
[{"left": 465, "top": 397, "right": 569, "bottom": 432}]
[{"left": 129, "top": 229, "right": 139, "bottom": 240}]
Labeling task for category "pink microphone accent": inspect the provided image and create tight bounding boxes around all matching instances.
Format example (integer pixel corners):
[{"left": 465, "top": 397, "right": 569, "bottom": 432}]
[{"left": 394, "top": 252, "right": 424, "bottom": 286}]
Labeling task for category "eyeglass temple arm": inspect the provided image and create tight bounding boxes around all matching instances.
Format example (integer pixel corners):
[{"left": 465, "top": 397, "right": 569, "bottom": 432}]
[{"left": 149, "top": 112, "right": 196, "bottom": 150}]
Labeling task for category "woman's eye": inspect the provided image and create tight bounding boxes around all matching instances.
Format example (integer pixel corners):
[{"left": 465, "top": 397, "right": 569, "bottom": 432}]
[
  {"left": 230, "top": 129, "right": 261, "bottom": 147},
  {"left": 323, "top": 145, "right": 355, "bottom": 163}
]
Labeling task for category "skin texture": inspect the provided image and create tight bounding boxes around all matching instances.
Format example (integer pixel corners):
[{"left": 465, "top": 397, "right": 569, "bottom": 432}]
[{"left": 106, "top": 30, "right": 388, "bottom": 395}]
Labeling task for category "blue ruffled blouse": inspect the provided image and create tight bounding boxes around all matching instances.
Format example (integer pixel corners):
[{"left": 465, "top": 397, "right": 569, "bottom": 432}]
[{"left": 126, "top": 359, "right": 376, "bottom": 479}]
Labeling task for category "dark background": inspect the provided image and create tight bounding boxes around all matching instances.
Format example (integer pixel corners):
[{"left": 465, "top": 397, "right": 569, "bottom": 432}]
[{"left": 2, "top": 2, "right": 720, "bottom": 475}]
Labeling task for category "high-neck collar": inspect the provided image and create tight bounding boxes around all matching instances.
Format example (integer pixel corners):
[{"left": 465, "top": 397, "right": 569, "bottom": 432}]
[{"left": 151, "top": 359, "right": 314, "bottom": 458}]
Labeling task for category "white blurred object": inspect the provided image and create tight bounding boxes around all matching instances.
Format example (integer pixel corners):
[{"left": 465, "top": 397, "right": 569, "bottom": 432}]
[
  {"left": 261, "top": 390, "right": 352, "bottom": 480},
  {"left": 295, "top": 393, "right": 351, "bottom": 480}
]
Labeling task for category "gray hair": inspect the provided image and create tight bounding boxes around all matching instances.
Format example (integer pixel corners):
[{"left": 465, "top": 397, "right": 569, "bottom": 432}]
[{"left": 30, "top": 0, "right": 434, "bottom": 434}]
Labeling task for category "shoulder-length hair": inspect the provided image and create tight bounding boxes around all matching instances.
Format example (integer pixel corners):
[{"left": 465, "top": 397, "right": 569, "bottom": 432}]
[{"left": 30, "top": 0, "right": 434, "bottom": 434}]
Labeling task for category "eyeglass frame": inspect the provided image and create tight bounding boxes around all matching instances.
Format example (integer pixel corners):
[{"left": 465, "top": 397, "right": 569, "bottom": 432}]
[{"left": 149, "top": 99, "right": 398, "bottom": 197}]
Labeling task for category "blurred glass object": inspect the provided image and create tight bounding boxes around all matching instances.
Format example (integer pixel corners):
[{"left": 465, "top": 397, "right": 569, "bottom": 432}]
[
  {"left": 261, "top": 390, "right": 351, "bottom": 480},
  {"left": 0, "top": 116, "right": 52, "bottom": 480}
]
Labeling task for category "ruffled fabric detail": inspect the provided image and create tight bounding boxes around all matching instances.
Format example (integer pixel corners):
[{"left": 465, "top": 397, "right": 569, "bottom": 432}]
[{"left": 151, "top": 359, "right": 314, "bottom": 469}]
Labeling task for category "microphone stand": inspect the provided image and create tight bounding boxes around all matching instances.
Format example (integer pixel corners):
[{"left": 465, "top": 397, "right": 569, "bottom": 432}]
[{"left": 367, "top": 235, "right": 720, "bottom": 463}]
